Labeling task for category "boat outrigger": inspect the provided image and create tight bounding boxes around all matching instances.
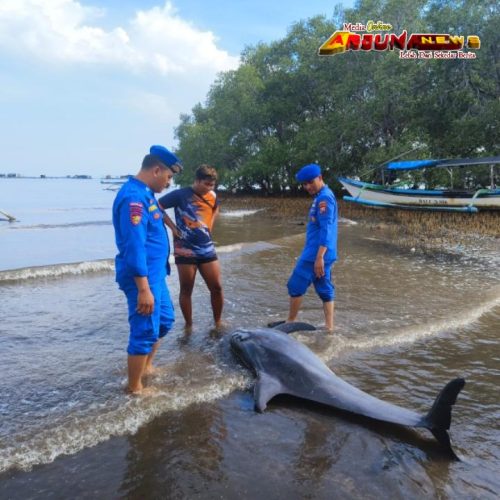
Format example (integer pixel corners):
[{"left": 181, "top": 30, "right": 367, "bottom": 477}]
[
  {"left": 0, "top": 209, "right": 16, "bottom": 222},
  {"left": 339, "top": 156, "right": 500, "bottom": 213}
]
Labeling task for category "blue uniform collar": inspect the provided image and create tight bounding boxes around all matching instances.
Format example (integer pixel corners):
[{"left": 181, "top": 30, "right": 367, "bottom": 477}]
[
  {"left": 129, "top": 176, "right": 152, "bottom": 193},
  {"left": 314, "top": 185, "right": 328, "bottom": 197}
]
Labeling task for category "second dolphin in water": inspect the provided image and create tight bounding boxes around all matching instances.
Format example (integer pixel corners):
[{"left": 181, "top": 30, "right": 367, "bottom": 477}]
[{"left": 230, "top": 324, "right": 465, "bottom": 459}]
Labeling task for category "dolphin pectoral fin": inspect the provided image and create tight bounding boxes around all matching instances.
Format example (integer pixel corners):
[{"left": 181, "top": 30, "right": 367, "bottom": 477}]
[
  {"left": 254, "top": 374, "right": 283, "bottom": 412},
  {"left": 273, "top": 322, "right": 317, "bottom": 333},
  {"left": 267, "top": 320, "right": 286, "bottom": 328}
]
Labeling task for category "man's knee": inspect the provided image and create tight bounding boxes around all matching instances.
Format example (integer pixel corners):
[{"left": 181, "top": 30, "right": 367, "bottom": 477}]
[
  {"left": 180, "top": 283, "right": 194, "bottom": 295},
  {"left": 287, "top": 274, "right": 306, "bottom": 297},
  {"left": 287, "top": 260, "right": 314, "bottom": 297},
  {"left": 319, "top": 293, "right": 334, "bottom": 302},
  {"left": 208, "top": 281, "right": 223, "bottom": 294},
  {"left": 159, "top": 311, "right": 174, "bottom": 338},
  {"left": 127, "top": 327, "right": 157, "bottom": 355},
  {"left": 159, "top": 324, "right": 172, "bottom": 339},
  {"left": 159, "top": 293, "right": 175, "bottom": 338},
  {"left": 315, "top": 281, "right": 335, "bottom": 302}
]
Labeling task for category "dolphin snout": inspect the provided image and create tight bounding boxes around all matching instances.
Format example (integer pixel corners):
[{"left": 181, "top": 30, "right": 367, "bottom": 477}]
[{"left": 230, "top": 331, "right": 251, "bottom": 345}]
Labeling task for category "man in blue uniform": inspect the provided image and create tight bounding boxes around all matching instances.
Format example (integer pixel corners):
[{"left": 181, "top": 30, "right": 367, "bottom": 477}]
[
  {"left": 286, "top": 163, "right": 338, "bottom": 331},
  {"left": 112, "top": 145, "right": 181, "bottom": 394}
]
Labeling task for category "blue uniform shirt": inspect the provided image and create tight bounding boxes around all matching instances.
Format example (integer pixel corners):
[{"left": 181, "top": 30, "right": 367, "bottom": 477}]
[
  {"left": 300, "top": 185, "right": 337, "bottom": 263},
  {"left": 112, "top": 177, "right": 169, "bottom": 286}
]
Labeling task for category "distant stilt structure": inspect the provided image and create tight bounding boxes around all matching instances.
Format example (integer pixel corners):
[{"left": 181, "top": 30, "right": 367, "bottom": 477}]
[{"left": 0, "top": 209, "right": 16, "bottom": 222}]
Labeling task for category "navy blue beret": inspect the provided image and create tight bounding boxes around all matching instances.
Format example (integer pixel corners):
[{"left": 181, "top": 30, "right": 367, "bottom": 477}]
[
  {"left": 149, "top": 145, "right": 182, "bottom": 171},
  {"left": 296, "top": 163, "right": 321, "bottom": 182}
]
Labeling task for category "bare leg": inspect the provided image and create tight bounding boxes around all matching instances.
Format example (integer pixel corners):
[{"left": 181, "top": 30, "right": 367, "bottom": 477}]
[
  {"left": 144, "top": 340, "right": 160, "bottom": 375},
  {"left": 323, "top": 301, "right": 334, "bottom": 331},
  {"left": 198, "top": 260, "right": 224, "bottom": 326},
  {"left": 177, "top": 264, "right": 197, "bottom": 327},
  {"left": 287, "top": 296, "right": 303, "bottom": 322},
  {"left": 127, "top": 354, "right": 148, "bottom": 393}
]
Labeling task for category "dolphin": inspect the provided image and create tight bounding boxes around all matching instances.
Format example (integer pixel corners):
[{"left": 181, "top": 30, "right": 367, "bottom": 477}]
[{"left": 230, "top": 324, "right": 465, "bottom": 458}]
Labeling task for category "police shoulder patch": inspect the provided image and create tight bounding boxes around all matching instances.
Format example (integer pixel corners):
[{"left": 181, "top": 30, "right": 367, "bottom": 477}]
[
  {"left": 129, "top": 202, "right": 143, "bottom": 225},
  {"left": 319, "top": 200, "right": 328, "bottom": 214}
]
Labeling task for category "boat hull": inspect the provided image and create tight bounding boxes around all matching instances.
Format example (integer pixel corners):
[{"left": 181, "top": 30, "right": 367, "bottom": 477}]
[{"left": 339, "top": 178, "right": 500, "bottom": 210}]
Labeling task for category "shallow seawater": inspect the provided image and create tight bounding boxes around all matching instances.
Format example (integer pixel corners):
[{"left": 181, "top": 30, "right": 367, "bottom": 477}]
[{"left": 0, "top": 179, "right": 499, "bottom": 498}]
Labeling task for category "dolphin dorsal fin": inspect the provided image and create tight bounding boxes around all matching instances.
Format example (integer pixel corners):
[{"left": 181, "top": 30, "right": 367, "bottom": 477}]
[{"left": 254, "top": 373, "right": 283, "bottom": 412}]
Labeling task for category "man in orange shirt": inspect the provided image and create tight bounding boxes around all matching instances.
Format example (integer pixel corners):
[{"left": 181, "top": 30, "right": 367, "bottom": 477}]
[{"left": 159, "top": 165, "right": 223, "bottom": 329}]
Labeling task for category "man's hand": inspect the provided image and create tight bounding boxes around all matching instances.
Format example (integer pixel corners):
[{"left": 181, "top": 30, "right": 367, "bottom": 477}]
[
  {"left": 137, "top": 287, "right": 154, "bottom": 315},
  {"left": 134, "top": 275, "right": 154, "bottom": 315},
  {"left": 314, "top": 255, "right": 325, "bottom": 278},
  {"left": 171, "top": 226, "right": 182, "bottom": 239},
  {"left": 162, "top": 213, "right": 182, "bottom": 239}
]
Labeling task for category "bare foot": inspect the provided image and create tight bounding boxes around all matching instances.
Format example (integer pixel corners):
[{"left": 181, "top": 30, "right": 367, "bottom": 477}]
[
  {"left": 214, "top": 320, "right": 229, "bottom": 331},
  {"left": 125, "top": 383, "right": 143, "bottom": 395},
  {"left": 209, "top": 327, "right": 223, "bottom": 339},
  {"left": 138, "top": 386, "right": 158, "bottom": 396},
  {"left": 318, "top": 323, "right": 334, "bottom": 333},
  {"left": 126, "top": 385, "right": 157, "bottom": 397},
  {"left": 144, "top": 365, "right": 158, "bottom": 376}
]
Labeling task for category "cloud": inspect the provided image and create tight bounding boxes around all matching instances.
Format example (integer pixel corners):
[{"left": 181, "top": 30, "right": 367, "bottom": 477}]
[
  {"left": 0, "top": 1, "right": 240, "bottom": 176},
  {"left": 123, "top": 89, "right": 178, "bottom": 122},
  {"left": 0, "top": 0, "right": 239, "bottom": 75}
]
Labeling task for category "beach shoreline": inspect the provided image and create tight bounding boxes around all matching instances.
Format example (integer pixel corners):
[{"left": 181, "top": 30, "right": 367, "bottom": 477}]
[
  {"left": 218, "top": 193, "right": 500, "bottom": 253},
  {"left": 1, "top": 183, "right": 499, "bottom": 497}
]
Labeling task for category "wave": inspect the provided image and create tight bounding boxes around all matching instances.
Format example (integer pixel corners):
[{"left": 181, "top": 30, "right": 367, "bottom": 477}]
[
  {"left": 308, "top": 286, "right": 500, "bottom": 362},
  {"left": 0, "top": 359, "right": 250, "bottom": 473},
  {"left": 217, "top": 240, "right": 280, "bottom": 255},
  {"left": 339, "top": 217, "right": 358, "bottom": 225},
  {"left": 0, "top": 259, "right": 115, "bottom": 284},
  {"left": 0, "top": 241, "right": 281, "bottom": 284},
  {"left": 220, "top": 209, "right": 264, "bottom": 217}
]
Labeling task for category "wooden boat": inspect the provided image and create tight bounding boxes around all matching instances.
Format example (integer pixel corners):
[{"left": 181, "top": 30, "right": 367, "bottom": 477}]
[
  {"left": 339, "top": 156, "right": 500, "bottom": 213},
  {"left": 100, "top": 178, "right": 128, "bottom": 185}
]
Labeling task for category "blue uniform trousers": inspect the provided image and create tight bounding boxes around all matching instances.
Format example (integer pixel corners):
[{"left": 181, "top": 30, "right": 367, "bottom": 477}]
[
  {"left": 121, "top": 280, "right": 175, "bottom": 355},
  {"left": 287, "top": 259, "right": 335, "bottom": 302}
]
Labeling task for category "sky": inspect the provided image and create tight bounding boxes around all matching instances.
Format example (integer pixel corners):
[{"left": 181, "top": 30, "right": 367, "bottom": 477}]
[{"left": 0, "top": 0, "right": 354, "bottom": 177}]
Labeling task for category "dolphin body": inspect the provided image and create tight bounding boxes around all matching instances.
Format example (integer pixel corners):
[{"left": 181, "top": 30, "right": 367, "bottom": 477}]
[{"left": 230, "top": 324, "right": 465, "bottom": 458}]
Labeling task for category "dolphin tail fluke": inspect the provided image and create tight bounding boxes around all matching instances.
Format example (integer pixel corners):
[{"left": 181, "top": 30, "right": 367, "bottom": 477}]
[{"left": 424, "top": 378, "right": 465, "bottom": 459}]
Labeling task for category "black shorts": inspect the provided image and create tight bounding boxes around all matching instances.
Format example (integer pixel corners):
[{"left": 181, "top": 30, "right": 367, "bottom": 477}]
[{"left": 175, "top": 255, "right": 218, "bottom": 266}]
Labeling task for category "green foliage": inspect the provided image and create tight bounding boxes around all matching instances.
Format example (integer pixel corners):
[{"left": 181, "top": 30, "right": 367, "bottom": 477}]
[{"left": 173, "top": 0, "right": 499, "bottom": 193}]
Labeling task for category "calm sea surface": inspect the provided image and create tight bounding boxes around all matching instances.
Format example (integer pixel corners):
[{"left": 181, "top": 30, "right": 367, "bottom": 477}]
[{"left": 0, "top": 178, "right": 499, "bottom": 499}]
